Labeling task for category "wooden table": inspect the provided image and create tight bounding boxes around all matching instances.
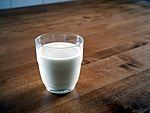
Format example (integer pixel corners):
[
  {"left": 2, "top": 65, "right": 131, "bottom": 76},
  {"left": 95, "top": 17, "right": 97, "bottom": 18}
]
[{"left": 0, "top": 0, "right": 150, "bottom": 113}]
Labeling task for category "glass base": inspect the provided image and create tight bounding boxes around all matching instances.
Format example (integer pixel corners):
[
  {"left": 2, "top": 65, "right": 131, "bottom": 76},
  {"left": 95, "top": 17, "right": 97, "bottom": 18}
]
[{"left": 46, "top": 85, "right": 75, "bottom": 94}]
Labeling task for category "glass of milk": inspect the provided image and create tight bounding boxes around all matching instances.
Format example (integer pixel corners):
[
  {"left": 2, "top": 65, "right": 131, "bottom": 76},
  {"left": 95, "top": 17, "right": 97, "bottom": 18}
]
[{"left": 35, "top": 32, "right": 84, "bottom": 94}]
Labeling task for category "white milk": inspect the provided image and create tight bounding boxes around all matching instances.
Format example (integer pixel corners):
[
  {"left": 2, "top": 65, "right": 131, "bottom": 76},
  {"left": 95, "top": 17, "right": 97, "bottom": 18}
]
[{"left": 37, "top": 42, "right": 82, "bottom": 91}]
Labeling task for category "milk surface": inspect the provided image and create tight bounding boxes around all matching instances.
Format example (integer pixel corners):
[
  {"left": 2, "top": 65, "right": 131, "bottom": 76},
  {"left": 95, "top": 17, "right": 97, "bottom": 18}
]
[{"left": 37, "top": 42, "right": 82, "bottom": 90}]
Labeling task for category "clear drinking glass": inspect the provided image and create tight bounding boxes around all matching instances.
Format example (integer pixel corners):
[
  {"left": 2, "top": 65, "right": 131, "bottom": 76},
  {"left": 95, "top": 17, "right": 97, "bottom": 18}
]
[{"left": 35, "top": 32, "right": 84, "bottom": 94}]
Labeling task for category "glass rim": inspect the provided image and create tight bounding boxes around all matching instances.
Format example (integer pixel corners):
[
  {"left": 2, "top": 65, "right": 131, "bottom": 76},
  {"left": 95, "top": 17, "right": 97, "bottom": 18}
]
[{"left": 35, "top": 32, "right": 84, "bottom": 49}]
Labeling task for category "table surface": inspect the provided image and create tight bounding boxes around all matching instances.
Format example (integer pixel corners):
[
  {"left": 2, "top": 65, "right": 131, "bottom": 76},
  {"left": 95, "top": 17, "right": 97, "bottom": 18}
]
[{"left": 0, "top": 0, "right": 150, "bottom": 113}]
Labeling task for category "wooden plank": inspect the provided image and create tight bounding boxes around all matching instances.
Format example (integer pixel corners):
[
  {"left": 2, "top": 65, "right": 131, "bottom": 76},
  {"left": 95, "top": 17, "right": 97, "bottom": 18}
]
[
  {"left": 1, "top": 0, "right": 150, "bottom": 113},
  {"left": 44, "top": 69, "right": 150, "bottom": 113},
  {"left": 0, "top": 40, "right": 149, "bottom": 93},
  {"left": 1, "top": 43, "right": 150, "bottom": 113}
]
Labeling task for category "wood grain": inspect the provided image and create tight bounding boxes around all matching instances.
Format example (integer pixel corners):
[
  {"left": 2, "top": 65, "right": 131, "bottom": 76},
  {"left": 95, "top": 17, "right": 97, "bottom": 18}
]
[{"left": 0, "top": 0, "right": 150, "bottom": 113}]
